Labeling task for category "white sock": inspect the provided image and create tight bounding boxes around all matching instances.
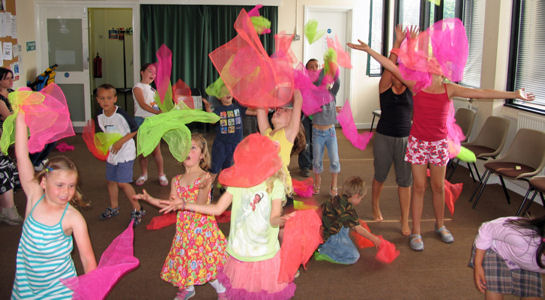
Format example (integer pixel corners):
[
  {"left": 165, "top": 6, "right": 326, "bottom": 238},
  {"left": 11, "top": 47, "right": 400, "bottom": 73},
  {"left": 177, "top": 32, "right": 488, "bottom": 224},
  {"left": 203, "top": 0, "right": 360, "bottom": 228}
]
[
  {"left": 184, "top": 285, "right": 195, "bottom": 292},
  {"left": 209, "top": 279, "right": 226, "bottom": 293}
]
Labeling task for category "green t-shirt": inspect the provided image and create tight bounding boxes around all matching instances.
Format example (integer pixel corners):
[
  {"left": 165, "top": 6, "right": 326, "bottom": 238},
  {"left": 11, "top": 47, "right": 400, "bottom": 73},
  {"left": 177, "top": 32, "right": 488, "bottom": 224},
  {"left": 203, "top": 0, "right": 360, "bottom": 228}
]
[{"left": 226, "top": 179, "right": 285, "bottom": 262}]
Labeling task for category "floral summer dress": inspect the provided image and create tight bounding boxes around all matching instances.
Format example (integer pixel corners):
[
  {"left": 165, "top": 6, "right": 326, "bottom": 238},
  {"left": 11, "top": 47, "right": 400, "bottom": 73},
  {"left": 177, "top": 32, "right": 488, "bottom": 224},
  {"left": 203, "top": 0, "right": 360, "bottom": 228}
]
[{"left": 160, "top": 175, "right": 227, "bottom": 288}]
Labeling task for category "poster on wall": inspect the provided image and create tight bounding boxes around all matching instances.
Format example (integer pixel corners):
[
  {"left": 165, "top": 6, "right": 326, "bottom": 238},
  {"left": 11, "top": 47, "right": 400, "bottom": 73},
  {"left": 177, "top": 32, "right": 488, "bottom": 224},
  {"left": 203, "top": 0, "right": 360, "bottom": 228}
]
[{"left": 2, "top": 41, "right": 12, "bottom": 60}]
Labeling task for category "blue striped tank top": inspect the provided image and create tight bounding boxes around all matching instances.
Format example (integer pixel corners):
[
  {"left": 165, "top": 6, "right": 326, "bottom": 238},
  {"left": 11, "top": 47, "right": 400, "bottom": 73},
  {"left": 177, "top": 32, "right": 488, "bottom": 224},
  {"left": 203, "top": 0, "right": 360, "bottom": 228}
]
[{"left": 11, "top": 195, "right": 77, "bottom": 299}]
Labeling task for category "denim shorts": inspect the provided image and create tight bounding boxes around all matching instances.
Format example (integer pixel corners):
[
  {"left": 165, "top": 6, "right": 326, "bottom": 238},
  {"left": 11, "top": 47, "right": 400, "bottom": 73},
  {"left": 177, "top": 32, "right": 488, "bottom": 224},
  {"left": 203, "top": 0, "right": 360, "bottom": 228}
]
[
  {"left": 318, "top": 227, "right": 359, "bottom": 264},
  {"left": 106, "top": 160, "right": 134, "bottom": 183},
  {"left": 312, "top": 126, "right": 340, "bottom": 174}
]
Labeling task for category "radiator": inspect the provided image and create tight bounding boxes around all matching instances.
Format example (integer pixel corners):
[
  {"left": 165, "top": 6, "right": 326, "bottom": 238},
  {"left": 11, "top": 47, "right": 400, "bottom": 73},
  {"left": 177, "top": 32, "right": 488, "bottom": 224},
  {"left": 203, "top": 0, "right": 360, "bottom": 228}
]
[{"left": 517, "top": 113, "right": 545, "bottom": 131}]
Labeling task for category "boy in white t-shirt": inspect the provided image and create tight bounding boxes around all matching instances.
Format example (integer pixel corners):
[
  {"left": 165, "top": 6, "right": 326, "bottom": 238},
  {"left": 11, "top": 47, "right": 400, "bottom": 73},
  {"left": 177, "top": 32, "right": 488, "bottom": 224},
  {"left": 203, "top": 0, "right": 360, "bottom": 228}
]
[{"left": 95, "top": 84, "right": 145, "bottom": 226}]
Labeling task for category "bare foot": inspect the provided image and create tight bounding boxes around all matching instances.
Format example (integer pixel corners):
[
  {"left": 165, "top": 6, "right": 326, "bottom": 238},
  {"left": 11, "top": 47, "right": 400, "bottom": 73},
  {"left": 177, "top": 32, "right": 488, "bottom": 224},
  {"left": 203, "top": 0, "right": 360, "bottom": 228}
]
[
  {"left": 373, "top": 211, "right": 384, "bottom": 222},
  {"left": 401, "top": 221, "right": 411, "bottom": 236}
]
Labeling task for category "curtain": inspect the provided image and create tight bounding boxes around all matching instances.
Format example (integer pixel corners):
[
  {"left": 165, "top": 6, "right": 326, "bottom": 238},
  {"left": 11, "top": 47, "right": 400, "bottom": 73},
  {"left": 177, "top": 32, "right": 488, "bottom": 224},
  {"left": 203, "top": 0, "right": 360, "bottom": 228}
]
[{"left": 140, "top": 5, "right": 278, "bottom": 96}]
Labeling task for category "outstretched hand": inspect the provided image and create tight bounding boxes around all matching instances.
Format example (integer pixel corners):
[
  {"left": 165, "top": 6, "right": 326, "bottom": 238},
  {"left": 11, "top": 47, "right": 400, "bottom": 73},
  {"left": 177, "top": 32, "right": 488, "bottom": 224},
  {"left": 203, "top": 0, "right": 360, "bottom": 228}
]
[
  {"left": 347, "top": 39, "right": 370, "bottom": 52},
  {"left": 199, "top": 173, "right": 213, "bottom": 191},
  {"left": 394, "top": 24, "right": 404, "bottom": 44},
  {"left": 159, "top": 194, "right": 185, "bottom": 214},
  {"left": 516, "top": 88, "right": 535, "bottom": 101},
  {"left": 407, "top": 25, "right": 419, "bottom": 39},
  {"left": 133, "top": 189, "right": 152, "bottom": 202}
]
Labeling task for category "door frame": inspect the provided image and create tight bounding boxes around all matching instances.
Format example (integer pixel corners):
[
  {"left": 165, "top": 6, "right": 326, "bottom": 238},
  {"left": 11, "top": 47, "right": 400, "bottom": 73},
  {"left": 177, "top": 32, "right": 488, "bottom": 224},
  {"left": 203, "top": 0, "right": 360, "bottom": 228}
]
[{"left": 35, "top": 0, "right": 140, "bottom": 127}]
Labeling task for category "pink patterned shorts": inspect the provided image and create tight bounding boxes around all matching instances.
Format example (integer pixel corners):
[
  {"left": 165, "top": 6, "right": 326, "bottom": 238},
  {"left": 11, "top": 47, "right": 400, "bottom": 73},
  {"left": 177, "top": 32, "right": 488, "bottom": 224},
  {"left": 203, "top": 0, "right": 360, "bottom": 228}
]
[{"left": 404, "top": 135, "right": 449, "bottom": 166}]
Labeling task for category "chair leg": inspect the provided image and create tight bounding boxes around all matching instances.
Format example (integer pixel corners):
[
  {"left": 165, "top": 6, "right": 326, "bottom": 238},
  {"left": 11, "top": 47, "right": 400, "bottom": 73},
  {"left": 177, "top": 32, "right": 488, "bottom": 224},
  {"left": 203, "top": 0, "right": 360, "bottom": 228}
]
[
  {"left": 516, "top": 187, "right": 534, "bottom": 216},
  {"left": 498, "top": 176, "right": 510, "bottom": 205},
  {"left": 467, "top": 162, "right": 477, "bottom": 182},
  {"left": 471, "top": 162, "right": 481, "bottom": 182},
  {"left": 471, "top": 170, "right": 491, "bottom": 208},
  {"left": 370, "top": 115, "right": 376, "bottom": 132},
  {"left": 540, "top": 192, "right": 545, "bottom": 210},
  {"left": 522, "top": 191, "right": 539, "bottom": 216}
]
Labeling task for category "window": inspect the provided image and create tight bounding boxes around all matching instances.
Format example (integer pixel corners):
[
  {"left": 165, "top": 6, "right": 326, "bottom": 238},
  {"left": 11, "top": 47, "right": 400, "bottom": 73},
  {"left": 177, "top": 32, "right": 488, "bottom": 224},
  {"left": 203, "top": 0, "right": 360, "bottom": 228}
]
[
  {"left": 460, "top": 0, "right": 485, "bottom": 88},
  {"left": 368, "top": 0, "right": 386, "bottom": 76},
  {"left": 507, "top": 0, "right": 545, "bottom": 112},
  {"left": 396, "top": 0, "right": 421, "bottom": 28}
]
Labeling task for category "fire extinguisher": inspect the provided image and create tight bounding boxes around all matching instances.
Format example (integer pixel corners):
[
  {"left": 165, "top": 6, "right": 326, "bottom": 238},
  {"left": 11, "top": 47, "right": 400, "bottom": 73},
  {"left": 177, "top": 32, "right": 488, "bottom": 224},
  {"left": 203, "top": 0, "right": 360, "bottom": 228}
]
[{"left": 93, "top": 53, "right": 102, "bottom": 78}]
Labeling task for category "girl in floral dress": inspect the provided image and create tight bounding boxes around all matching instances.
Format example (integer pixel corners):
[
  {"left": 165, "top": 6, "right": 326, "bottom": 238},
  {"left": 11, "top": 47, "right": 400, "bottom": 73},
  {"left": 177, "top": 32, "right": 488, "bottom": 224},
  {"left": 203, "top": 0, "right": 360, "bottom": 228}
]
[{"left": 134, "top": 134, "right": 227, "bottom": 299}]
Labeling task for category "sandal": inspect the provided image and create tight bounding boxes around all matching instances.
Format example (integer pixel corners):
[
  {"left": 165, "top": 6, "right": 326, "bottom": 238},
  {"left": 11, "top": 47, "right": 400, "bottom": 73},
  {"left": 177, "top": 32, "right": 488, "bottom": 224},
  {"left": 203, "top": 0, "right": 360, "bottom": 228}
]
[
  {"left": 313, "top": 184, "right": 320, "bottom": 195},
  {"left": 409, "top": 234, "right": 424, "bottom": 251},
  {"left": 135, "top": 175, "right": 148, "bottom": 186},
  {"left": 159, "top": 175, "right": 169, "bottom": 187},
  {"left": 330, "top": 186, "right": 338, "bottom": 197}
]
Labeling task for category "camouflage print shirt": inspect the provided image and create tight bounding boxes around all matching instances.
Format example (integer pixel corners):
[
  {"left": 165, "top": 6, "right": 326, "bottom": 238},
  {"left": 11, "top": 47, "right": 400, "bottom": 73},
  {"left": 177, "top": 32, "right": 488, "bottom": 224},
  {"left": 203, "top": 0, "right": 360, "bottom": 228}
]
[{"left": 321, "top": 195, "right": 359, "bottom": 241}]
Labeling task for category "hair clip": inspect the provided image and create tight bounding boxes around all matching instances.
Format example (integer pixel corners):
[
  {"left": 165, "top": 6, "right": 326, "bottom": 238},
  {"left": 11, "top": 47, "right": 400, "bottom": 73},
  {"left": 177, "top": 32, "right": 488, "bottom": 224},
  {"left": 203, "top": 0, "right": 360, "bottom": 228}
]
[{"left": 45, "top": 166, "right": 54, "bottom": 173}]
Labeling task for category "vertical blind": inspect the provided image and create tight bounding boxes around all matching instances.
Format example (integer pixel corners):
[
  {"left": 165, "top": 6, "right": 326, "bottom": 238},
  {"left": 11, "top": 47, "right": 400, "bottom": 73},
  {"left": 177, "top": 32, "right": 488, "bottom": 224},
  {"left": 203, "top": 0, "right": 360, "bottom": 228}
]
[
  {"left": 461, "top": 0, "right": 484, "bottom": 88},
  {"left": 513, "top": 0, "right": 545, "bottom": 107}
]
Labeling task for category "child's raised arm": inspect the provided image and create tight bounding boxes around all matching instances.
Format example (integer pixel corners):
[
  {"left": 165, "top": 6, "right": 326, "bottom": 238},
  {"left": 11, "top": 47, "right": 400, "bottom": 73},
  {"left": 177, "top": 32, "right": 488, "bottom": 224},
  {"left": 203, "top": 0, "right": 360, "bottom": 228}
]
[
  {"left": 284, "top": 89, "right": 303, "bottom": 143},
  {"left": 348, "top": 40, "right": 416, "bottom": 91},
  {"left": 379, "top": 25, "right": 410, "bottom": 93},
  {"left": 15, "top": 113, "right": 42, "bottom": 208},
  {"left": 69, "top": 210, "right": 97, "bottom": 273},
  {"left": 256, "top": 107, "right": 271, "bottom": 134}
]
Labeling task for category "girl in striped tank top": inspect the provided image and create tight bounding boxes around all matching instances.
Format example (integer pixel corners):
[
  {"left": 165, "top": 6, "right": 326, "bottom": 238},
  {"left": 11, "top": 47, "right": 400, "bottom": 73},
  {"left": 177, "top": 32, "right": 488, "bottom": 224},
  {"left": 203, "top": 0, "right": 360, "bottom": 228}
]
[{"left": 11, "top": 114, "right": 97, "bottom": 299}]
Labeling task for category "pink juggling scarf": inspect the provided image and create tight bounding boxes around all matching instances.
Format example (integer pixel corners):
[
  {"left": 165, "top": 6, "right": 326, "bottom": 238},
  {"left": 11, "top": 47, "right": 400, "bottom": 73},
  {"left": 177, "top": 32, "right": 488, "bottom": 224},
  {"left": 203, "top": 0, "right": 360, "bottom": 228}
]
[
  {"left": 209, "top": 9, "right": 294, "bottom": 108},
  {"left": 294, "top": 64, "right": 334, "bottom": 116},
  {"left": 446, "top": 102, "right": 466, "bottom": 158},
  {"left": 326, "top": 35, "right": 352, "bottom": 69},
  {"left": 337, "top": 102, "right": 373, "bottom": 151},
  {"left": 154, "top": 44, "right": 172, "bottom": 107},
  {"left": 292, "top": 177, "right": 314, "bottom": 198},
  {"left": 392, "top": 18, "right": 468, "bottom": 92},
  {"left": 61, "top": 221, "right": 139, "bottom": 300},
  {"left": 172, "top": 79, "right": 194, "bottom": 109},
  {"left": 248, "top": 4, "right": 271, "bottom": 35},
  {"left": 278, "top": 210, "right": 322, "bottom": 283},
  {"left": 0, "top": 84, "right": 74, "bottom": 154}
]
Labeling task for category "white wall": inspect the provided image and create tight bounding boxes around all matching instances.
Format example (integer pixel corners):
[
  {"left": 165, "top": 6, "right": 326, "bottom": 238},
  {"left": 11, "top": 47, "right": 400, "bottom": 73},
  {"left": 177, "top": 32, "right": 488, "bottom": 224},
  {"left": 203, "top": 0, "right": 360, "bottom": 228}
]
[{"left": 15, "top": 0, "right": 37, "bottom": 88}]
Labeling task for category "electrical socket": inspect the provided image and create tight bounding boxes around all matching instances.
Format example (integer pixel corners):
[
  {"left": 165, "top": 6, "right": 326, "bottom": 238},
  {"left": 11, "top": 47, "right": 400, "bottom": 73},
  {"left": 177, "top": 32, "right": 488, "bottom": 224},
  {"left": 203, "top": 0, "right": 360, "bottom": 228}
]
[{"left": 293, "top": 34, "right": 301, "bottom": 41}]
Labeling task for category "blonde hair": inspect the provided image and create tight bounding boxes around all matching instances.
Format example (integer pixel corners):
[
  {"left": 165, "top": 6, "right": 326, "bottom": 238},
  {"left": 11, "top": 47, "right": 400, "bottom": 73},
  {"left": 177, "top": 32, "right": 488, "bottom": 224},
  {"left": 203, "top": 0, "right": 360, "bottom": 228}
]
[
  {"left": 180, "top": 133, "right": 210, "bottom": 174},
  {"left": 265, "top": 166, "right": 291, "bottom": 196},
  {"left": 342, "top": 176, "right": 366, "bottom": 198},
  {"left": 35, "top": 156, "right": 88, "bottom": 208}
]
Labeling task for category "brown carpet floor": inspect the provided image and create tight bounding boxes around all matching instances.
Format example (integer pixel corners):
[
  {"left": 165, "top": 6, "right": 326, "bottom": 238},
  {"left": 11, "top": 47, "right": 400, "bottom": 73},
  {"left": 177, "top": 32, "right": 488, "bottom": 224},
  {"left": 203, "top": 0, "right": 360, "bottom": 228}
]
[{"left": 1, "top": 128, "right": 543, "bottom": 299}]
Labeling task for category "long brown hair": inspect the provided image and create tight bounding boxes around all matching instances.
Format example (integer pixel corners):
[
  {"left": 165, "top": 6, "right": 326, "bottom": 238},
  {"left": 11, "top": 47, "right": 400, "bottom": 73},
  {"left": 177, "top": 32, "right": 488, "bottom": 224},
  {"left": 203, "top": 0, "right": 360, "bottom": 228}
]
[{"left": 35, "top": 156, "right": 88, "bottom": 208}]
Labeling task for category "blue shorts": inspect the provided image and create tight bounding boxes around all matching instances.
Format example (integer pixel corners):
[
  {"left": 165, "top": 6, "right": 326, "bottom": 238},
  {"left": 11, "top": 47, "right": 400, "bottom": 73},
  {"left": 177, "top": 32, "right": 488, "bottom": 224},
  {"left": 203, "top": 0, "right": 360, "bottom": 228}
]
[
  {"left": 210, "top": 140, "right": 237, "bottom": 174},
  {"left": 134, "top": 116, "right": 145, "bottom": 128},
  {"left": 106, "top": 160, "right": 134, "bottom": 183}
]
